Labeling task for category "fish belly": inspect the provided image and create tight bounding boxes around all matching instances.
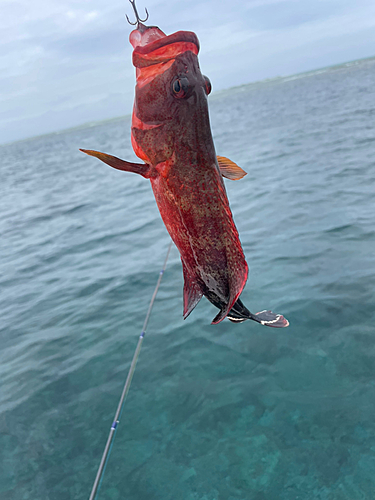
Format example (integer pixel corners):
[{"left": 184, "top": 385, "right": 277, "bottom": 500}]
[{"left": 150, "top": 164, "right": 248, "bottom": 307}]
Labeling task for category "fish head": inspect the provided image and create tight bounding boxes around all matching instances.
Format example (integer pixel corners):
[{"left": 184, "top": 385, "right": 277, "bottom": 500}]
[{"left": 130, "top": 24, "right": 213, "bottom": 165}]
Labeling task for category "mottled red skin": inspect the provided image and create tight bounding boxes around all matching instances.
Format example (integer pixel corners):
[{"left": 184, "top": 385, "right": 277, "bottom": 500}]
[
  {"left": 131, "top": 36, "right": 248, "bottom": 323},
  {"left": 80, "top": 24, "right": 289, "bottom": 327}
]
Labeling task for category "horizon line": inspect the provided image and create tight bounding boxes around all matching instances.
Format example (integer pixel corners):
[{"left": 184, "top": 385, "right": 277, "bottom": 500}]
[{"left": 2, "top": 53, "right": 374, "bottom": 148}]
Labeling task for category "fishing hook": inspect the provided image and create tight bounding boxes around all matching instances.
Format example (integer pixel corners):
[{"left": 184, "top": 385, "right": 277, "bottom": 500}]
[{"left": 126, "top": 0, "right": 149, "bottom": 26}]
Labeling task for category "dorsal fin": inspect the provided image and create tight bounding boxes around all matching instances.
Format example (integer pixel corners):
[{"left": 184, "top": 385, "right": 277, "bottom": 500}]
[
  {"left": 217, "top": 156, "right": 247, "bottom": 181},
  {"left": 182, "top": 260, "right": 203, "bottom": 319}
]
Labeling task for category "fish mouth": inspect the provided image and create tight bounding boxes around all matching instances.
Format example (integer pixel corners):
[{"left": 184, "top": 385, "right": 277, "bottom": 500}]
[
  {"left": 133, "top": 30, "right": 200, "bottom": 68},
  {"left": 135, "top": 31, "right": 199, "bottom": 55}
]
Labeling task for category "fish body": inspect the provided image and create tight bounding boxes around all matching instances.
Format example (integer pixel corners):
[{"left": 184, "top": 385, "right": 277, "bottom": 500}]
[
  {"left": 149, "top": 132, "right": 247, "bottom": 324},
  {"left": 81, "top": 21, "right": 288, "bottom": 328}
]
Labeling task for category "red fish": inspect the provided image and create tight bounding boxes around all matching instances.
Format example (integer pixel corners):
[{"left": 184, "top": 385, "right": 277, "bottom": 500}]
[{"left": 81, "top": 3, "right": 289, "bottom": 328}]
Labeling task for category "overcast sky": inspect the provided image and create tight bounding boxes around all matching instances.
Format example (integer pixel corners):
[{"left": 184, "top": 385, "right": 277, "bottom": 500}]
[{"left": 1, "top": 0, "right": 375, "bottom": 144}]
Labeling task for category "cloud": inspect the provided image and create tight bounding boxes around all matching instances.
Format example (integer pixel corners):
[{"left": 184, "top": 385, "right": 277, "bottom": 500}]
[{"left": 1, "top": 0, "right": 375, "bottom": 144}]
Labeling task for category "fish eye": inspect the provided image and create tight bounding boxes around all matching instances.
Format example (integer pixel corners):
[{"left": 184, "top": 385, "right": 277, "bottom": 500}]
[
  {"left": 172, "top": 77, "right": 189, "bottom": 98},
  {"left": 203, "top": 75, "right": 211, "bottom": 95}
]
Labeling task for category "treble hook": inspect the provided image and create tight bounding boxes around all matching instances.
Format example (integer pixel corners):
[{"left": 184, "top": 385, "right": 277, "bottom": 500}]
[{"left": 126, "top": 0, "right": 149, "bottom": 26}]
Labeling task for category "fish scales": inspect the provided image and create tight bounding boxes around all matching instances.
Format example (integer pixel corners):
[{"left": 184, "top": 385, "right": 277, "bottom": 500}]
[
  {"left": 150, "top": 155, "right": 247, "bottom": 306},
  {"left": 81, "top": 12, "right": 289, "bottom": 328}
]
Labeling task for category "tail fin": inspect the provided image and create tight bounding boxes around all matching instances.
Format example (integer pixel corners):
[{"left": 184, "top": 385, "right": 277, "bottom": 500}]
[
  {"left": 227, "top": 316, "right": 247, "bottom": 323},
  {"left": 227, "top": 298, "right": 250, "bottom": 323},
  {"left": 226, "top": 299, "right": 289, "bottom": 328},
  {"left": 249, "top": 310, "right": 289, "bottom": 328}
]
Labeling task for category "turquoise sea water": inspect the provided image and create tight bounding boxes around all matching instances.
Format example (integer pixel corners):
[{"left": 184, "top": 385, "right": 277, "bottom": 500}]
[{"left": 1, "top": 57, "right": 375, "bottom": 499}]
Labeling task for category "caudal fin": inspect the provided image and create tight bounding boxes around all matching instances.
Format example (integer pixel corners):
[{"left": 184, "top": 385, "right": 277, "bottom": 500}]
[
  {"left": 250, "top": 310, "right": 289, "bottom": 328},
  {"left": 225, "top": 299, "right": 289, "bottom": 327},
  {"left": 209, "top": 297, "right": 289, "bottom": 328}
]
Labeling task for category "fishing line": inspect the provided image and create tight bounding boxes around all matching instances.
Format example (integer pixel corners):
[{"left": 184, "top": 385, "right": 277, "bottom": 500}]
[{"left": 88, "top": 240, "right": 173, "bottom": 500}]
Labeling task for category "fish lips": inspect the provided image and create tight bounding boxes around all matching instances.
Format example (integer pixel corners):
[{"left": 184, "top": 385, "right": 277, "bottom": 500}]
[{"left": 133, "top": 31, "right": 200, "bottom": 69}]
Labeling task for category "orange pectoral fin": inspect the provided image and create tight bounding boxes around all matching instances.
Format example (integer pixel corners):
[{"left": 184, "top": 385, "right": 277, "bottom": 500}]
[
  {"left": 80, "top": 149, "right": 151, "bottom": 178},
  {"left": 217, "top": 156, "right": 247, "bottom": 180}
]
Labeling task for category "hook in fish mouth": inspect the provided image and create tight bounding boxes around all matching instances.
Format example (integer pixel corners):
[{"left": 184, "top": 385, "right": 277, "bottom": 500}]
[{"left": 126, "top": 0, "right": 149, "bottom": 26}]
